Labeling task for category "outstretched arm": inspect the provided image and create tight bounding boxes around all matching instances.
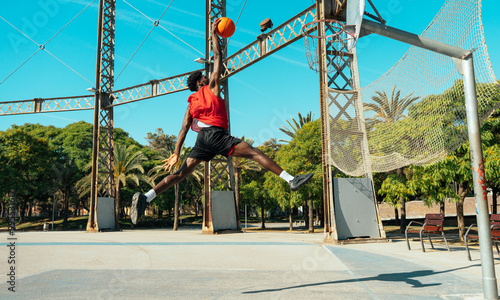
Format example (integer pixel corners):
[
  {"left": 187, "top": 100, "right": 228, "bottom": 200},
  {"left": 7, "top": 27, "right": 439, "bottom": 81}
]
[
  {"left": 209, "top": 18, "right": 222, "bottom": 97},
  {"left": 162, "top": 107, "right": 192, "bottom": 172}
]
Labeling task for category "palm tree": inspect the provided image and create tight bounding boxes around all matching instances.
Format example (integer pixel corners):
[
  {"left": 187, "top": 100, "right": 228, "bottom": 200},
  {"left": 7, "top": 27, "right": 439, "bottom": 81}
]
[
  {"left": 113, "top": 144, "right": 147, "bottom": 224},
  {"left": 53, "top": 159, "right": 77, "bottom": 228},
  {"left": 364, "top": 86, "right": 420, "bottom": 232},
  {"left": 149, "top": 148, "right": 203, "bottom": 230},
  {"left": 75, "top": 144, "right": 147, "bottom": 228},
  {"left": 232, "top": 137, "right": 262, "bottom": 216},
  {"left": 279, "top": 112, "right": 315, "bottom": 143},
  {"left": 364, "top": 85, "right": 420, "bottom": 128}
]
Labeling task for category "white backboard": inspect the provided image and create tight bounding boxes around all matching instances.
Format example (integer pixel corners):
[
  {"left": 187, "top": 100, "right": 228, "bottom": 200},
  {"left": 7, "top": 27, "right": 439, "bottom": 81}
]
[{"left": 346, "top": 0, "right": 365, "bottom": 50}]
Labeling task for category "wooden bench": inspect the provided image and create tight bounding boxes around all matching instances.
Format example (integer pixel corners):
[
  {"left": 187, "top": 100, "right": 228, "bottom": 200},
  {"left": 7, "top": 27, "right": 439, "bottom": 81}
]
[
  {"left": 405, "top": 213, "right": 450, "bottom": 252},
  {"left": 464, "top": 214, "right": 500, "bottom": 261}
]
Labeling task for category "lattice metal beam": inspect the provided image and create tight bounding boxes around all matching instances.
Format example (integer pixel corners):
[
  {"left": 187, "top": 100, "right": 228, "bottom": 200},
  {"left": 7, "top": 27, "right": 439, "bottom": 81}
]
[
  {"left": 222, "top": 5, "right": 315, "bottom": 78},
  {"left": 0, "top": 96, "right": 94, "bottom": 115}
]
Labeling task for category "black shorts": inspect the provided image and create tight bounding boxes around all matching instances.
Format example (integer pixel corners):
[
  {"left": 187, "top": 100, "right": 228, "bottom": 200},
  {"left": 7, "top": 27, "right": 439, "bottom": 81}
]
[{"left": 188, "top": 127, "right": 242, "bottom": 162}]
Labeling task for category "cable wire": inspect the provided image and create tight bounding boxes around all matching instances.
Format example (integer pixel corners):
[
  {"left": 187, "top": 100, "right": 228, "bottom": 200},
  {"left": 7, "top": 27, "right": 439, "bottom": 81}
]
[
  {"left": 0, "top": 49, "right": 40, "bottom": 85},
  {"left": 123, "top": 0, "right": 204, "bottom": 57},
  {"left": 45, "top": 49, "right": 94, "bottom": 85},
  {"left": 157, "top": 23, "right": 204, "bottom": 56},
  {"left": 116, "top": 0, "right": 178, "bottom": 81},
  {"left": 115, "top": 26, "right": 155, "bottom": 81},
  {"left": 0, "top": 1, "right": 95, "bottom": 86},
  {"left": 225, "top": 0, "right": 247, "bottom": 52},
  {"left": 0, "top": 15, "right": 39, "bottom": 46},
  {"left": 44, "top": 0, "right": 96, "bottom": 46}
]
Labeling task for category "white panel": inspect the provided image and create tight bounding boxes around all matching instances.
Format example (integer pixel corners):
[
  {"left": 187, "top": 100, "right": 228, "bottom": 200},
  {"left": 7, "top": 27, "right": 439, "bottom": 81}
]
[{"left": 346, "top": 0, "right": 365, "bottom": 49}]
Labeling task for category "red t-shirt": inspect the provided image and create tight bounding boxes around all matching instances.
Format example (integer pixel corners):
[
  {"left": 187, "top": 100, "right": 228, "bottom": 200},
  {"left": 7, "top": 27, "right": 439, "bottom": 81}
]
[{"left": 187, "top": 86, "right": 229, "bottom": 130}]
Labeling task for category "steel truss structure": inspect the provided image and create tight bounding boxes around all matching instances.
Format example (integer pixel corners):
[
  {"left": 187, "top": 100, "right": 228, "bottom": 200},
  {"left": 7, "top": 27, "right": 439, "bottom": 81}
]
[
  {"left": 316, "top": 1, "right": 383, "bottom": 240},
  {"left": 0, "top": 1, "right": 317, "bottom": 233},
  {"left": 202, "top": 0, "right": 238, "bottom": 233},
  {"left": 87, "top": 0, "right": 116, "bottom": 231}
]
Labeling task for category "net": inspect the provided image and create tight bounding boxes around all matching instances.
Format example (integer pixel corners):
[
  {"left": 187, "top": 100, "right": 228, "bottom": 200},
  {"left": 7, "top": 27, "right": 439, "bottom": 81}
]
[
  {"left": 302, "top": 19, "right": 355, "bottom": 73},
  {"left": 329, "top": 0, "right": 499, "bottom": 176}
]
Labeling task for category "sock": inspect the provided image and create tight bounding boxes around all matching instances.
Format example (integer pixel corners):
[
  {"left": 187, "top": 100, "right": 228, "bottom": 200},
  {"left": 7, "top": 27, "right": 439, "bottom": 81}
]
[
  {"left": 279, "top": 171, "right": 294, "bottom": 183},
  {"left": 145, "top": 189, "right": 156, "bottom": 202}
]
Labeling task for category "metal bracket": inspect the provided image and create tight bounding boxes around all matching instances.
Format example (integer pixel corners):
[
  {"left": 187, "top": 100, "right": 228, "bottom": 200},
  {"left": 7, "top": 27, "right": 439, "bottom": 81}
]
[{"left": 453, "top": 57, "right": 464, "bottom": 75}]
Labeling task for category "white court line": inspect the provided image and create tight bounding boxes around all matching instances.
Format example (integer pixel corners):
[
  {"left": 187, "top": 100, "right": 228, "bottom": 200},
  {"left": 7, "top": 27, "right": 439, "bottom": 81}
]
[{"left": 322, "top": 245, "right": 380, "bottom": 300}]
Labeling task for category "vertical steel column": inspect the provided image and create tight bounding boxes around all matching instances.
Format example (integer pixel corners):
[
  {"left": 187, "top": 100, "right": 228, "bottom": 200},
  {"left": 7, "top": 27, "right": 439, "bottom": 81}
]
[
  {"left": 87, "top": 0, "right": 116, "bottom": 232},
  {"left": 202, "top": 0, "right": 238, "bottom": 233},
  {"left": 317, "top": 0, "right": 381, "bottom": 241},
  {"left": 463, "top": 54, "right": 498, "bottom": 300},
  {"left": 316, "top": 0, "right": 334, "bottom": 240}
]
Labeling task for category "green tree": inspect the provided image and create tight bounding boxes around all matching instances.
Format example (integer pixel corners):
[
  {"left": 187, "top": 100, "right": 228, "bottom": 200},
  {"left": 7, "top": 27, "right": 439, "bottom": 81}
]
[
  {"left": 364, "top": 85, "right": 420, "bottom": 128},
  {"left": 149, "top": 148, "right": 203, "bottom": 230},
  {"left": 267, "top": 120, "right": 323, "bottom": 232},
  {"left": 146, "top": 128, "right": 176, "bottom": 153},
  {"left": 0, "top": 128, "right": 56, "bottom": 223},
  {"left": 279, "top": 111, "right": 315, "bottom": 143},
  {"left": 365, "top": 87, "right": 420, "bottom": 230},
  {"left": 232, "top": 137, "right": 261, "bottom": 216},
  {"left": 52, "top": 159, "right": 78, "bottom": 228},
  {"left": 113, "top": 144, "right": 147, "bottom": 225}
]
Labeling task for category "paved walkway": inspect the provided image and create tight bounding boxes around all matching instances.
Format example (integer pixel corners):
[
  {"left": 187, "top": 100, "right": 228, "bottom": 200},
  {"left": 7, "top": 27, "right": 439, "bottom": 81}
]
[{"left": 1, "top": 226, "right": 498, "bottom": 299}]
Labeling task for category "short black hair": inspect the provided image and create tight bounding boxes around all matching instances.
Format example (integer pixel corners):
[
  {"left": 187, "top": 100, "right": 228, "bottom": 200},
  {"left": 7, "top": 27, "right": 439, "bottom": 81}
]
[{"left": 187, "top": 71, "right": 203, "bottom": 92}]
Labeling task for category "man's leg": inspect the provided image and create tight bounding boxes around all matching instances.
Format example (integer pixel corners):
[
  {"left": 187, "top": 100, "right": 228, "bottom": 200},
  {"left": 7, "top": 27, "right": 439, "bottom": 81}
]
[
  {"left": 153, "top": 157, "right": 203, "bottom": 195},
  {"left": 230, "top": 141, "right": 313, "bottom": 191},
  {"left": 131, "top": 157, "right": 202, "bottom": 224},
  {"left": 230, "top": 141, "right": 282, "bottom": 175}
]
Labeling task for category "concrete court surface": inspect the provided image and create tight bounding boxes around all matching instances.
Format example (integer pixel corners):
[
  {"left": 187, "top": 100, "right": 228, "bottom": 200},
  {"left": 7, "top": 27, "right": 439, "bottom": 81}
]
[{"left": 0, "top": 227, "right": 499, "bottom": 299}]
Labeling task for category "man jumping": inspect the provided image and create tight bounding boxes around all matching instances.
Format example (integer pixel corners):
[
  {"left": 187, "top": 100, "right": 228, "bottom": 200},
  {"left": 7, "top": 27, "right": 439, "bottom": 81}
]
[{"left": 131, "top": 18, "right": 313, "bottom": 224}]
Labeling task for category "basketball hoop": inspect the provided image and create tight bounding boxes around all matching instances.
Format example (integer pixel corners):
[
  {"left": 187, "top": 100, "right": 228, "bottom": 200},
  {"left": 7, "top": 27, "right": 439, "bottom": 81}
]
[{"left": 302, "top": 19, "right": 356, "bottom": 73}]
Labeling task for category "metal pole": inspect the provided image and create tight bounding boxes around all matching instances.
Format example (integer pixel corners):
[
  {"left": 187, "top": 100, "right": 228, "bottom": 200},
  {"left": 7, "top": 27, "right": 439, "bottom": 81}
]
[
  {"left": 87, "top": 0, "right": 105, "bottom": 232},
  {"left": 51, "top": 193, "right": 56, "bottom": 230},
  {"left": 463, "top": 54, "right": 498, "bottom": 300},
  {"left": 362, "top": 19, "right": 468, "bottom": 59},
  {"left": 245, "top": 205, "right": 247, "bottom": 229}
]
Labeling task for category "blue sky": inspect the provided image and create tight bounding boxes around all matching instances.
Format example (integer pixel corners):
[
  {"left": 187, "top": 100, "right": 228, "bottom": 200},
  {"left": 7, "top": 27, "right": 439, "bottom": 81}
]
[{"left": 0, "top": 0, "right": 499, "bottom": 147}]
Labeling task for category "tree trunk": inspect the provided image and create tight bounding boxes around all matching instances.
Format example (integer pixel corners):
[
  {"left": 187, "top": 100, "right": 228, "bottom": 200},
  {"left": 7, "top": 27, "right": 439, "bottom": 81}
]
[
  {"left": 303, "top": 201, "right": 308, "bottom": 226},
  {"left": 1, "top": 201, "right": 4, "bottom": 218},
  {"left": 456, "top": 184, "right": 469, "bottom": 242},
  {"left": 194, "top": 196, "right": 199, "bottom": 217},
  {"left": 315, "top": 207, "right": 320, "bottom": 224},
  {"left": 440, "top": 202, "right": 445, "bottom": 215},
  {"left": 114, "top": 185, "right": 121, "bottom": 229},
  {"left": 394, "top": 208, "right": 400, "bottom": 226},
  {"left": 235, "top": 168, "right": 240, "bottom": 217},
  {"left": 493, "top": 187, "right": 498, "bottom": 214},
  {"left": 319, "top": 205, "right": 324, "bottom": 227},
  {"left": 308, "top": 195, "right": 314, "bottom": 233},
  {"left": 63, "top": 190, "right": 70, "bottom": 228},
  {"left": 173, "top": 183, "right": 180, "bottom": 230},
  {"left": 158, "top": 208, "right": 163, "bottom": 218},
  {"left": 27, "top": 203, "right": 32, "bottom": 217},
  {"left": 260, "top": 204, "right": 265, "bottom": 230},
  {"left": 289, "top": 209, "right": 293, "bottom": 231},
  {"left": 399, "top": 198, "right": 407, "bottom": 233},
  {"left": 19, "top": 203, "right": 26, "bottom": 224}
]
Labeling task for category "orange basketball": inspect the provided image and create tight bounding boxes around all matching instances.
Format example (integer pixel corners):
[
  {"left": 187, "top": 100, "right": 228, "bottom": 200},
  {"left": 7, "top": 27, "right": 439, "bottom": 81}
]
[{"left": 216, "top": 17, "right": 235, "bottom": 38}]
